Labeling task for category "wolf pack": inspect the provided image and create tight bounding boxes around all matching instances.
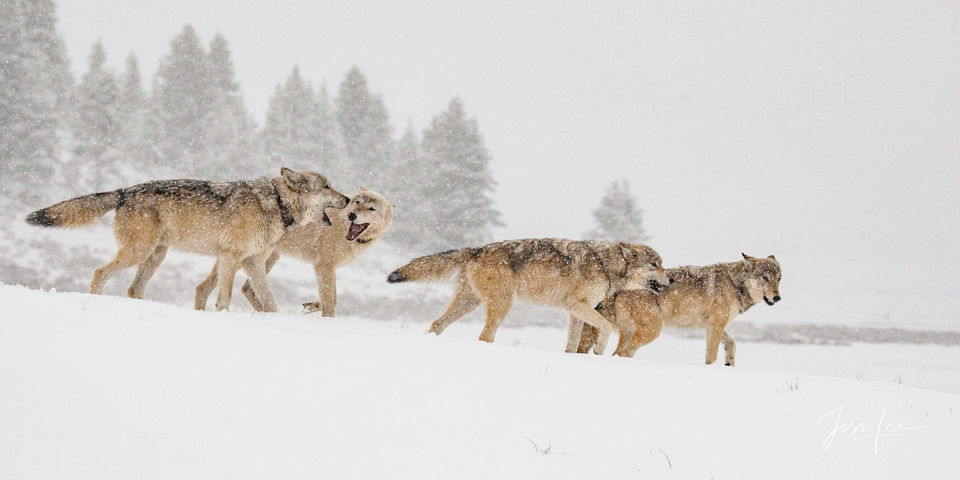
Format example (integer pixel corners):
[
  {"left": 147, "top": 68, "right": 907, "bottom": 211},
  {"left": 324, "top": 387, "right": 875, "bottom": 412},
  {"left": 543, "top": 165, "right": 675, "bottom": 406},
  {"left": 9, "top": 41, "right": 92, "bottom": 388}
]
[{"left": 26, "top": 167, "right": 782, "bottom": 365}]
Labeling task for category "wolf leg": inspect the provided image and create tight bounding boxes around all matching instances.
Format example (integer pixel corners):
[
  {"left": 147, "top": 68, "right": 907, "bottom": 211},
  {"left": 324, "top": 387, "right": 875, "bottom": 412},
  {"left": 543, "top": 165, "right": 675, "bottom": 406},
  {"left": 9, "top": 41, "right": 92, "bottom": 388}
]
[
  {"left": 242, "top": 251, "right": 279, "bottom": 312},
  {"left": 214, "top": 254, "right": 241, "bottom": 311},
  {"left": 722, "top": 330, "right": 736, "bottom": 367},
  {"left": 306, "top": 264, "right": 336, "bottom": 317},
  {"left": 705, "top": 325, "right": 724, "bottom": 365},
  {"left": 195, "top": 261, "right": 218, "bottom": 310},
  {"left": 478, "top": 294, "right": 513, "bottom": 343},
  {"left": 91, "top": 242, "right": 158, "bottom": 295},
  {"left": 127, "top": 245, "right": 168, "bottom": 299},
  {"left": 568, "top": 303, "right": 614, "bottom": 355},
  {"left": 242, "top": 255, "right": 277, "bottom": 312},
  {"left": 565, "top": 316, "right": 585, "bottom": 353},
  {"left": 428, "top": 273, "right": 481, "bottom": 335}
]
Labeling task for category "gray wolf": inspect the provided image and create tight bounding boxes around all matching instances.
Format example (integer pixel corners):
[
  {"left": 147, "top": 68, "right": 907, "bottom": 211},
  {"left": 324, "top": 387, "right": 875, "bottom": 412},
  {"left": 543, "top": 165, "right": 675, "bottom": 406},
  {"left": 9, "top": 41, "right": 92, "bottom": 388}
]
[
  {"left": 195, "top": 188, "right": 393, "bottom": 315},
  {"left": 25, "top": 168, "right": 349, "bottom": 312},
  {"left": 386, "top": 239, "right": 672, "bottom": 353},
  {"left": 576, "top": 253, "right": 782, "bottom": 365}
]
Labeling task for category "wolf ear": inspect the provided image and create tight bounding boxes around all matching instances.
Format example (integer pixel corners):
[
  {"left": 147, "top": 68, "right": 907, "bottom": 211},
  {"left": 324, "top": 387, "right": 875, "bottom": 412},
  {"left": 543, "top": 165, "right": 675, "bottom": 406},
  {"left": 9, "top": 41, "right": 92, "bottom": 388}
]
[
  {"left": 620, "top": 244, "right": 637, "bottom": 260},
  {"left": 767, "top": 254, "right": 777, "bottom": 261},
  {"left": 742, "top": 252, "right": 756, "bottom": 263},
  {"left": 281, "top": 167, "right": 307, "bottom": 191}
]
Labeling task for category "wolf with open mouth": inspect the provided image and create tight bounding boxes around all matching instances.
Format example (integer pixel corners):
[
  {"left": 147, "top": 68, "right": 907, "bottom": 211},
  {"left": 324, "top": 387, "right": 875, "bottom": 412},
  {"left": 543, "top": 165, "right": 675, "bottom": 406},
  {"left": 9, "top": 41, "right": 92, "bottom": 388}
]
[{"left": 195, "top": 188, "right": 393, "bottom": 316}]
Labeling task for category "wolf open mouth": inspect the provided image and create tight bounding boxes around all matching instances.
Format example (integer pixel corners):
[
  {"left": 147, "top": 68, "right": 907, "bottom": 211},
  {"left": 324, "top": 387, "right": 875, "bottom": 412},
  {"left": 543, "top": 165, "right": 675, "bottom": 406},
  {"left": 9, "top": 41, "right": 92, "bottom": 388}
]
[
  {"left": 346, "top": 222, "right": 369, "bottom": 241},
  {"left": 648, "top": 279, "right": 666, "bottom": 294}
]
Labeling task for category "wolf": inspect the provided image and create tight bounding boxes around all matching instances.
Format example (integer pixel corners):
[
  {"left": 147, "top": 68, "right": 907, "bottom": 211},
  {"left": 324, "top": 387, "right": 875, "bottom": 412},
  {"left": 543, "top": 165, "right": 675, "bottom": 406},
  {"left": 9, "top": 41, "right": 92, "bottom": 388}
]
[
  {"left": 195, "top": 188, "right": 393, "bottom": 315},
  {"left": 576, "top": 253, "right": 782, "bottom": 365},
  {"left": 25, "top": 168, "right": 349, "bottom": 312},
  {"left": 386, "top": 239, "right": 672, "bottom": 353}
]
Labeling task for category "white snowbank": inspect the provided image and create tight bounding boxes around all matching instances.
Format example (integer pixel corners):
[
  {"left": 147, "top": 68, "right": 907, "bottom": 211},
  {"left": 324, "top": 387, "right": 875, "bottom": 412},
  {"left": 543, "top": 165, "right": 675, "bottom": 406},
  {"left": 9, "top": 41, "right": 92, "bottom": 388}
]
[{"left": 1, "top": 285, "right": 958, "bottom": 479}]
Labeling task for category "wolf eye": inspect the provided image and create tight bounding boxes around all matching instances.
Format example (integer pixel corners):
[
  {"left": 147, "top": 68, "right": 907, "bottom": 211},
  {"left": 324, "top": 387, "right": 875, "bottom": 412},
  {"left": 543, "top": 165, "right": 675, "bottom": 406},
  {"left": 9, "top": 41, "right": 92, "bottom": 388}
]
[
  {"left": 324, "top": 185, "right": 330, "bottom": 190},
  {"left": 368, "top": 207, "right": 376, "bottom": 211}
]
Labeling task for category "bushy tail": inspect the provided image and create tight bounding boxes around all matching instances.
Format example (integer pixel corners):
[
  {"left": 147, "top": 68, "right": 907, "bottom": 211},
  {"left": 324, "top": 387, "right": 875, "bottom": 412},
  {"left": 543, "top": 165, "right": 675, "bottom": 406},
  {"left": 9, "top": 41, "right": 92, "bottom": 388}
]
[
  {"left": 25, "top": 190, "right": 123, "bottom": 228},
  {"left": 387, "top": 249, "right": 472, "bottom": 283}
]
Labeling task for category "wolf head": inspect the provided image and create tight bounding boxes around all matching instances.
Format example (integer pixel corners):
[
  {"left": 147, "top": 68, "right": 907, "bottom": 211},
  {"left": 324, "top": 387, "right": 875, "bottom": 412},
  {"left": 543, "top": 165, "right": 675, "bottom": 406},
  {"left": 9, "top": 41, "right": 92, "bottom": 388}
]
[
  {"left": 742, "top": 253, "right": 782, "bottom": 306},
  {"left": 329, "top": 188, "right": 394, "bottom": 243},
  {"left": 620, "top": 244, "right": 674, "bottom": 294},
  {"left": 280, "top": 167, "right": 349, "bottom": 224}
]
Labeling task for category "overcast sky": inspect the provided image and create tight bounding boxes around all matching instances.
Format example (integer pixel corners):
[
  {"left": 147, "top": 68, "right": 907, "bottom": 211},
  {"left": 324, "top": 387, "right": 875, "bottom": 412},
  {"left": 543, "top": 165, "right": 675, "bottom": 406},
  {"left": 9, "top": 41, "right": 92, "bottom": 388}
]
[{"left": 57, "top": 1, "right": 960, "bottom": 296}]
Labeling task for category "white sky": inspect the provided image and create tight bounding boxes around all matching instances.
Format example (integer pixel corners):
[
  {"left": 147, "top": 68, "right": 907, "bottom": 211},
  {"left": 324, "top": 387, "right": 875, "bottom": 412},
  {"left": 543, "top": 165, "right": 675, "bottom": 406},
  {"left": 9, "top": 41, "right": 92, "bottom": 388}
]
[{"left": 57, "top": 1, "right": 960, "bottom": 296}]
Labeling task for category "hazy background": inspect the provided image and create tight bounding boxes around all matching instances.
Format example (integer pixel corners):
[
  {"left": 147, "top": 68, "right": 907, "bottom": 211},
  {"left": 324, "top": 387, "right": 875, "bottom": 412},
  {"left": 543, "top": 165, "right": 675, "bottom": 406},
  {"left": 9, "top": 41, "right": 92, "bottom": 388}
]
[{"left": 47, "top": 0, "right": 960, "bottom": 299}]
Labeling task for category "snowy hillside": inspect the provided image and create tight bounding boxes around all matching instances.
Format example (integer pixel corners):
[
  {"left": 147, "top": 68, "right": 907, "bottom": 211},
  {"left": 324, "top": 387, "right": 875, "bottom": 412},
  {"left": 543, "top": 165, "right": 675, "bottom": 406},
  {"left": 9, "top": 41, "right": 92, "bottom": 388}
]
[{"left": 2, "top": 285, "right": 958, "bottom": 479}]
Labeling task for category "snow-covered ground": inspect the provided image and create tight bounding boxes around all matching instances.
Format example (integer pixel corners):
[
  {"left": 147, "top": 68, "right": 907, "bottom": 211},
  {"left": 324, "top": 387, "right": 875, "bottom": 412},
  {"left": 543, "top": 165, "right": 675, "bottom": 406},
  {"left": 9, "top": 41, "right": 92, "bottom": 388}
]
[{"left": 2, "top": 284, "right": 958, "bottom": 479}]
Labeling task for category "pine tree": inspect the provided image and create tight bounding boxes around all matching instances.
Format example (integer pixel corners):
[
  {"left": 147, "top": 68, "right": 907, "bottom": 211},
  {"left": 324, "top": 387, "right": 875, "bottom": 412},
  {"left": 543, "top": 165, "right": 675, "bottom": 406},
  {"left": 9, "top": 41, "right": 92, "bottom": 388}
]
[
  {"left": 116, "top": 53, "right": 160, "bottom": 176},
  {"left": 261, "top": 68, "right": 323, "bottom": 168},
  {"left": 335, "top": 67, "right": 393, "bottom": 189},
  {"left": 204, "top": 33, "right": 256, "bottom": 179},
  {"left": 384, "top": 122, "right": 429, "bottom": 249},
  {"left": 419, "top": 98, "right": 502, "bottom": 250},
  {"left": 153, "top": 25, "right": 213, "bottom": 176},
  {"left": 71, "top": 41, "right": 121, "bottom": 191},
  {"left": 315, "top": 83, "right": 346, "bottom": 182},
  {"left": 584, "top": 179, "right": 648, "bottom": 243},
  {"left": 0, "top": 0, "right": 72, "bottom": 206}
]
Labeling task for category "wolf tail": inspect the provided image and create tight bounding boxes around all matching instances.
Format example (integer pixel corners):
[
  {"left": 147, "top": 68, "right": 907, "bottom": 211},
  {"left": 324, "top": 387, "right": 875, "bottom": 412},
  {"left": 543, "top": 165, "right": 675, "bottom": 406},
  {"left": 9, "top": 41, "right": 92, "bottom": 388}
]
[
  {"left": 387, "top": 249, "right": 473, "bottom": 283},
  {"left": 25, "top": 190, "right": 123, "bottom": 228}
]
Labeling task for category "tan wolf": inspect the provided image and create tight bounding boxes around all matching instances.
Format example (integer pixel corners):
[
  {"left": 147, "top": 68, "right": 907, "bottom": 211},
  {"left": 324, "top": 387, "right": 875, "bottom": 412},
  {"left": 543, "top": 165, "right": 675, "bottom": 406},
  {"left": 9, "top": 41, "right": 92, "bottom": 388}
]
[
  {"left": 576, "top": 253, "right": 782, "bottom": 365},
  {"left": 387, "top": 239, "right": 672, "bottom": 353},
  {"left": 25, "top": 168, "right": 349, "bottom": 312},
  {"left": 195, "top": 188, "right": 393, "bottom": 315}
]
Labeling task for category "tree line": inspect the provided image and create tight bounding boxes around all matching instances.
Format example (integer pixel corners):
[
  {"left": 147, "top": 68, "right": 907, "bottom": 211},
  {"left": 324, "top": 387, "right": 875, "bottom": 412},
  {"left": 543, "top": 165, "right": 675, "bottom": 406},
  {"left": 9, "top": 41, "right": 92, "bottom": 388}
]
[
  {"left": 1, "top": 0, "right": 648, "bottom": 253},
  {"left": 0, "top": 1, "right": 501, "bottom": 252}
]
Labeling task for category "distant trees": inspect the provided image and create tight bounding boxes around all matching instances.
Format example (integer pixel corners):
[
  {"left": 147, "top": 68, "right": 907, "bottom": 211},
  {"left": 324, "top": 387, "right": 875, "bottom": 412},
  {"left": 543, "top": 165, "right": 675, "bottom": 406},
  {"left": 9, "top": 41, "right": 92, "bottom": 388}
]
[
  {"left": 116, "top": 54, "right": 160, "bottom": 175},
  {"left": 0, "top": 0, "right": 72, "bottom": 204},
  {"left": 416, "top": 98, "right": 502, "bottom": 250},
  {"left": 0, "top": 4, "right": 505, "bottom": 248},
  {"left": 335, "top": 67, "right": 393, "bottom": 190},
  {"left": 152, "top": 25, "right": 211, "bottom": 176},
  {"left": 262, "top": 68, "right": 344, "bottom": 181},
  {"left": 71, "top": 42, "right": 120, "bottom": 191},
  {"left": 152, "top": 26, "right": 255, "bottom": 179},
  {"left": 584, "top": 179, "right": 648, "bottom": 243}
]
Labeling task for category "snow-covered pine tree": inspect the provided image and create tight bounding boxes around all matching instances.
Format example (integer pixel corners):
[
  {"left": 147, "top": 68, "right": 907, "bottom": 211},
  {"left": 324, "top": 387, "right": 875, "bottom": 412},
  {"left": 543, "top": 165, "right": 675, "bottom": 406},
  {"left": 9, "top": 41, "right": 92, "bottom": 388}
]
[
  {"left": 71, "top": 41, "right": 121, "bottom": 191},
  {"left": 315, "top": 83, "right": 346, "bottom": 184},
  {"left": 116, "top": 53, "right": 161, "bottom": 177},
  {"left": 334, "top": 67, "right": 393, "bottom": 189},
  {"left": 382, "top": 122, "right": 429, "bottom": 250},
  {"left": 420, "top": 98, "right": 502, "bottom": 251},
  {"left": 152, "top": 25, "right": 213, "bottom": 177},
  {"left": 261, "top": 68, "right": 324, "bottom": 171},
  {"left": 584, "top": 179, "right": 649, "bottom": 243},
  {"left": 0, "top": 0, "right": 72, "bottom": 206},
  {"left": 204, "top": 34, "right": 257, "bottom": 179}
]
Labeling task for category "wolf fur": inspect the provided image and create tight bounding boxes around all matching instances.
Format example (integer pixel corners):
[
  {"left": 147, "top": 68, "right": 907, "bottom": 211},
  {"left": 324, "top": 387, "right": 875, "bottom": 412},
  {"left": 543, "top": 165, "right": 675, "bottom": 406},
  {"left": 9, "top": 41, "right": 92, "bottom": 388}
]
[
  {"left": 387, "top": 239, "right": 672, "bottom": 353},
  {"left": 576, "top": 253, "right": 782, "bottom": 365},
  {"left": 195, "top": 188, "right": 393, "bottom": 315},
  {"left": 25, "top": 168, "right": 349, "bottom": 312}
]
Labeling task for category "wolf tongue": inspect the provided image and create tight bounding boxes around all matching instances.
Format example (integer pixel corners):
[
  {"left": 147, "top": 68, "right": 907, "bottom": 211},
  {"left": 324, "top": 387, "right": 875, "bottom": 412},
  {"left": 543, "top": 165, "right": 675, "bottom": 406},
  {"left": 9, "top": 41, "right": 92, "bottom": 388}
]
[{"left": 348, "top": 222, "right": 368, "bottom": 239}]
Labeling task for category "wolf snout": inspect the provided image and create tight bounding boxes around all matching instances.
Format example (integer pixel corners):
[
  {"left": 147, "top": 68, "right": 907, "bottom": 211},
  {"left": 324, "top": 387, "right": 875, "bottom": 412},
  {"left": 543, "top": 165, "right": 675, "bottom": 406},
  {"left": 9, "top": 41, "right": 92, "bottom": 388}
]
[
  {"left": 348, "top": 212, "right": 357, "bottom": 222},
  {"left": 773, "top": 295, "right": 781, "bottom": 302}
]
